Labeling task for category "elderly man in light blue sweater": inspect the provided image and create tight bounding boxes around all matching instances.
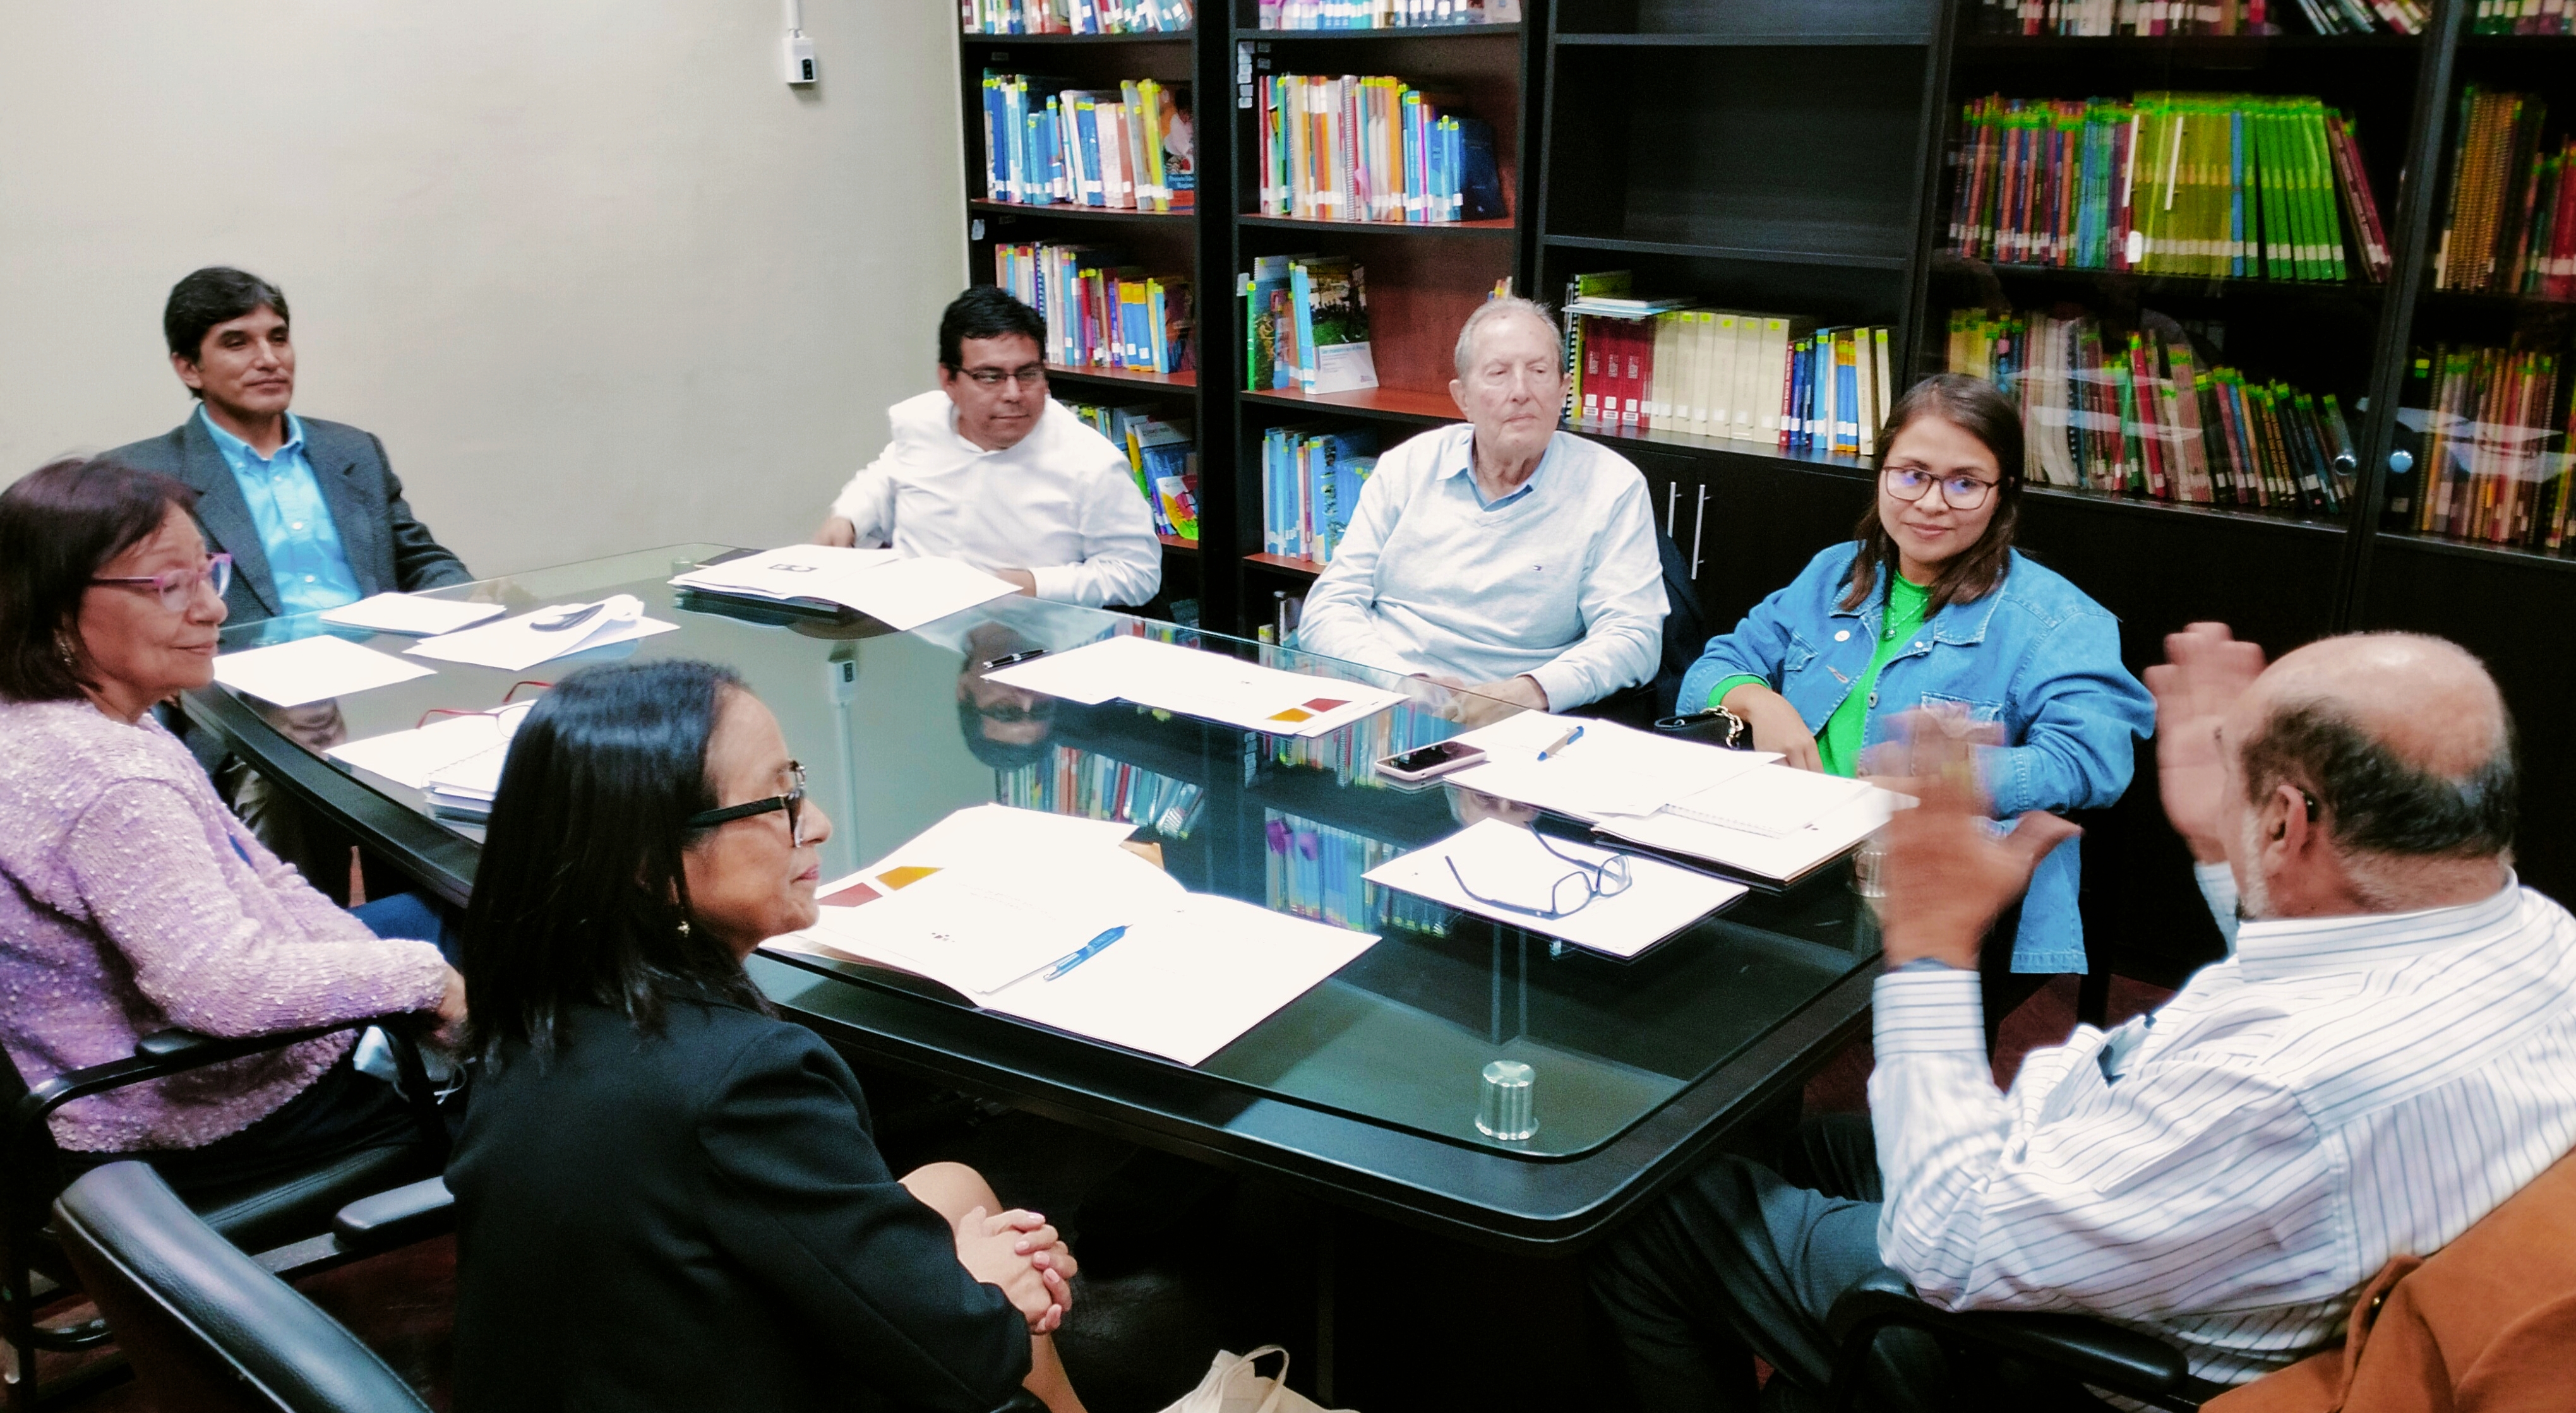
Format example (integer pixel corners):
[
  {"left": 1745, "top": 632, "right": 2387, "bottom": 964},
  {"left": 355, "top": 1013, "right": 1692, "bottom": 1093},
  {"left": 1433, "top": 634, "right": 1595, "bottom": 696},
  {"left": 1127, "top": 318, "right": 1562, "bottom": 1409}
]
[{"left": 1298, "top": 298, "right": 1668, "bottom": 712}]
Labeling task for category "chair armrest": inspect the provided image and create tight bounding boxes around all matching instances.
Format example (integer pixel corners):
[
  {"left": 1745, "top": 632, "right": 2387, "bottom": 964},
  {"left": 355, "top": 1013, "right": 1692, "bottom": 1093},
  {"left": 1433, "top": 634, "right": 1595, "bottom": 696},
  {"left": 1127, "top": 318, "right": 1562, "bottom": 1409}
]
[
  {"left": 9, "top": 1017, "right": 401, "bottom": 1151},
  {"left": 331, "top": 1177, "right": 453, "bottom": 1255},
  {"left": 1827, "top": 1270, "right": 2192, "bottom": 1396}
]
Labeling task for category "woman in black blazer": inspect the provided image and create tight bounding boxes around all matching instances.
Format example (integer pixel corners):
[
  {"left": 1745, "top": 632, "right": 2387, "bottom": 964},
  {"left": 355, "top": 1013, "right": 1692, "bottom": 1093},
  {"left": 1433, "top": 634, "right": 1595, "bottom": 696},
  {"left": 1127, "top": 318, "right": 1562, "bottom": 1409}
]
[{"left": 448, "top": 659, "right": 1085, "bottom": 1412}]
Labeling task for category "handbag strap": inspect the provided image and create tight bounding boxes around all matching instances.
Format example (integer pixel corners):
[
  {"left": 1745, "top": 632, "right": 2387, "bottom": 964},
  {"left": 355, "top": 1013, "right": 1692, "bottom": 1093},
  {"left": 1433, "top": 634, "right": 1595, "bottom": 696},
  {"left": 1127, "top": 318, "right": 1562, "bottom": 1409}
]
[{"left": 1237, "top": 1345, "right": 1293, "bottom": 1413}]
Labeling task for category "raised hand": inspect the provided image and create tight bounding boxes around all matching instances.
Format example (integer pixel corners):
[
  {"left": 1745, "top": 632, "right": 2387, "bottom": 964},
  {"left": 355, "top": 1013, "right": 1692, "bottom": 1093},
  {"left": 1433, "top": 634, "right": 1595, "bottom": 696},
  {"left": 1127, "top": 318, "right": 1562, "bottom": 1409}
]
[
  {"left": 1875, "top": 710, "right": 2082, "bottom": 971},
  {"left": 2142, "top": 623, "right": 2267, "bottom": 864}
]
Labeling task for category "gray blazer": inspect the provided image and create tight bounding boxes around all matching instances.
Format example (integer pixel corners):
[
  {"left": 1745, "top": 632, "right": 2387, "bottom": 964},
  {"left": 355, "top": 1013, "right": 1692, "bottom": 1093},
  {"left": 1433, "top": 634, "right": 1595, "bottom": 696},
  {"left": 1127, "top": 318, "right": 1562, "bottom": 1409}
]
[{"left": 107, "top": 414, "right": 472, "bottom": 623}]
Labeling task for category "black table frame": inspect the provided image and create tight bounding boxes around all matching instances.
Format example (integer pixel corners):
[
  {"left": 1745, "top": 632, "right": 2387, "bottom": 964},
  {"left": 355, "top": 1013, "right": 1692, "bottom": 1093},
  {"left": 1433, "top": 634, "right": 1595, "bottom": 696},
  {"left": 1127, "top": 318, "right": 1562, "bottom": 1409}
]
[{"left": 184, "top": 680, "right": 1878, "bottom": 1256}]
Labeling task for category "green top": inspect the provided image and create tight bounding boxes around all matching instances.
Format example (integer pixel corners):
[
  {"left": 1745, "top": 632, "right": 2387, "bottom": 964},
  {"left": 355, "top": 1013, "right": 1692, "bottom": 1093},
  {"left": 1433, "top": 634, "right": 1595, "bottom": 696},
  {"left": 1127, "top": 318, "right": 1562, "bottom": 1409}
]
[{"left": 1709, "top": 573, "right": 1931, "bottom": 778}]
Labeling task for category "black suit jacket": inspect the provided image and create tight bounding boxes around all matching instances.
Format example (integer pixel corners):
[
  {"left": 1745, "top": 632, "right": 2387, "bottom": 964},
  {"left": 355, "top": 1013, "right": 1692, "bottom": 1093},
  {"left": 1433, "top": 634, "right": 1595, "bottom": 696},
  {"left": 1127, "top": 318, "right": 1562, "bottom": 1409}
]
[
  {"left": 106, "top": 413, "right": 472, "bottom": 622},
  {"left": 448, "top": 999, "right": 1031, "bottom": 1413}
]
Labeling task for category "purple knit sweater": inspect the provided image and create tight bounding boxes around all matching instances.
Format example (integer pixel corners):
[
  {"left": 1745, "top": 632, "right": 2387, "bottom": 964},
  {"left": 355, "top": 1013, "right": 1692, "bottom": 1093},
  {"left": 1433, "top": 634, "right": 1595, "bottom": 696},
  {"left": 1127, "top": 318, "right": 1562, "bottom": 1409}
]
[{"left": 0, "top": 698, "right": 448, "bottom": 1153}]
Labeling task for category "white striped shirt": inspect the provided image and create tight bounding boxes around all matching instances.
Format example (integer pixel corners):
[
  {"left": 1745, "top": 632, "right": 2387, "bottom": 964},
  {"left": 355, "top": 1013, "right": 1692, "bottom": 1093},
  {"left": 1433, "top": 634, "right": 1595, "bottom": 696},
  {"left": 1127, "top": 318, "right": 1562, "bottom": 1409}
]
[{"left": 1869, "top": 874, "right": 2576, "bottom": 1386}]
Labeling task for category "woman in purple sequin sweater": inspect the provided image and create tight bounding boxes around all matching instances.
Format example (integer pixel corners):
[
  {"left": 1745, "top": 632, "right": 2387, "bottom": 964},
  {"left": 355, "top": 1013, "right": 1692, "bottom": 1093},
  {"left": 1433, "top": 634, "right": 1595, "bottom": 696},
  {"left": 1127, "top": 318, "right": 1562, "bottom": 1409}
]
[{"left": 0, "top": 457, "right": 464, "bottom": 1194}]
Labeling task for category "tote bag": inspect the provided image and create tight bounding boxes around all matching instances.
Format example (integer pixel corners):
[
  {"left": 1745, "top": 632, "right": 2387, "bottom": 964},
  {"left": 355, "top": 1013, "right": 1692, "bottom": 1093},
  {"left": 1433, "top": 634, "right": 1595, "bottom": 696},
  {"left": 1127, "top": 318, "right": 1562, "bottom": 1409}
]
[{"left": 1157, "top": 1345, "right": 1358, "bottom": 1413}]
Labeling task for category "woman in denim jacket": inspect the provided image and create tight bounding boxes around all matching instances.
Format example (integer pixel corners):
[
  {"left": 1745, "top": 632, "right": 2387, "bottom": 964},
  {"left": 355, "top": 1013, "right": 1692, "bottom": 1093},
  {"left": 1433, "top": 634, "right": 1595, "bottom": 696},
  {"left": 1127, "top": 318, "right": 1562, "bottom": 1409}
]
[{"left": 1680, "top": 374, "right": 2153, "bottom": 982}]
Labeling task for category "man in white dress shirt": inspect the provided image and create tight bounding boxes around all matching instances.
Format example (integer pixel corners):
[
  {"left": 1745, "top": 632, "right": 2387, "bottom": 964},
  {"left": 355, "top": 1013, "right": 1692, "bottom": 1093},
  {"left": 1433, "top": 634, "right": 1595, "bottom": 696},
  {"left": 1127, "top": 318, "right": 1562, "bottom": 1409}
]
[
  {"left": 1591, "top": 626, "right": 2576, "bottom": 1410},
  {"left": 816, "top": 287, "right": 1160, "bottom": 609},
  {"left": 1295, "top": 298, "right": 1665, "bottom": 713}
]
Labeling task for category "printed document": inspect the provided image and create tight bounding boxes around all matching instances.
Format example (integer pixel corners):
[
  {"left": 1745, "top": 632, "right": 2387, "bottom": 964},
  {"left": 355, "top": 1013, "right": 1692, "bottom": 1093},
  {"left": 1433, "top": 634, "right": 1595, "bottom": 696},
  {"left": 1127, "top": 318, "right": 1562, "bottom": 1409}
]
[
  {"left": 1442, "top": 715, "right": 1776, "bottom": 820},
  {"left": 672, "top": 546, "right": 1015, "bottom": 632},
  {"left": 318, "top": 593, "right": 505, "bottom": 637},
  {"left": 327, "top": 701, "right": 534, "bottom": 790},
  {"left": 213, "top": 633, "right": 437, "bottom": 708},
  {"left": 405, "top": 595, "right": 678, "bottom": 672},
  {"left": 767, "top": 803, "right": 1379, "bottom": 1064},
  {"left": 1364, "top": 818, "right": 1747, "bottom": 958},
  {"left": 984, "top": 633, "right": 1405, "bottom": 739}
]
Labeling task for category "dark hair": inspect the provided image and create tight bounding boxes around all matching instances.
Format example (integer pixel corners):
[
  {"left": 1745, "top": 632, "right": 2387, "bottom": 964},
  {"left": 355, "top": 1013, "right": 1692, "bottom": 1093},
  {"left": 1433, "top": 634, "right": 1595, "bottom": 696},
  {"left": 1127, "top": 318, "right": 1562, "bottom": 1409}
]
[
  {"left": 0, "top": 458, "right": 200, "bottom": 703},
  {"left": 956, "top": 694, "right": 1055, "bottom": 773},
  {"left": 164, "top": 267, "right": 289, "bottom": 378},
  {"left": 1843, "top": 373, "right": 2027, "bottom": 616},
  {"left": 940, "top": 286, "right": 1048, "bottom": 371},
  {"left": 461, "top": 659, "right": 769, "bottom": 1068},
  {"left": 2241, "top": 701, "right": 2519, "bottom": 862}
]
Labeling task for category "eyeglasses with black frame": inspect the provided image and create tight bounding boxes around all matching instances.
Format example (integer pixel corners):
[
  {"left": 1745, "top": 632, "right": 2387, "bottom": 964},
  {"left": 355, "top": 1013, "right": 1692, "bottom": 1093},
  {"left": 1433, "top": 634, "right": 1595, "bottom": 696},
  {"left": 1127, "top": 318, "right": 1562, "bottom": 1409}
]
[
  {"left": 90, "top": 553, "right": 233, "bottom": 613},
  {"left": 1881, "top": 465, "right": 2001, "bottom": 511},
  {"left": 685, "top": 761, "right": 810, "bottom": 846},
  {"left": 958, "top": 362, "right": 1047, "bottom": 389},
  {"left": 1444, "top": 828, "right": 1636, "bottom": 921}
]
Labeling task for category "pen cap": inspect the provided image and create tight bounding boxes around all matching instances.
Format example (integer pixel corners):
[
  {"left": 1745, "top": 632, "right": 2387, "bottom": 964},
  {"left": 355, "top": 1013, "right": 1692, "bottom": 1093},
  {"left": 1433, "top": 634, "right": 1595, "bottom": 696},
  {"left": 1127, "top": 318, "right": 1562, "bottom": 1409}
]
[{"left": 1477, "top": 1059, "right": 1537, "bottom": 1142}]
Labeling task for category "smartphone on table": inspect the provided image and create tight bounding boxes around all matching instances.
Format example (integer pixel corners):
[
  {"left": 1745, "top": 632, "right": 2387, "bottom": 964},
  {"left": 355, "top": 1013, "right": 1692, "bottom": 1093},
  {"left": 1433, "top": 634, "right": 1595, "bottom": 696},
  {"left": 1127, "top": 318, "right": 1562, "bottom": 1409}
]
[{"left": 1375, "top": 739, "right": 1487, "bottom": 784}]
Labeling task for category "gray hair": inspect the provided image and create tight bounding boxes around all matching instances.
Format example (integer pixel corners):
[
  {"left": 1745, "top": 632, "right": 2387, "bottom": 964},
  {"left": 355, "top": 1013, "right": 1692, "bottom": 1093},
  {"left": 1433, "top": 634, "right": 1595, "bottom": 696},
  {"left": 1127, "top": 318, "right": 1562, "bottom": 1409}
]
[{"left": 1453, "top": 296, "right": 1564, "bottom": 381}]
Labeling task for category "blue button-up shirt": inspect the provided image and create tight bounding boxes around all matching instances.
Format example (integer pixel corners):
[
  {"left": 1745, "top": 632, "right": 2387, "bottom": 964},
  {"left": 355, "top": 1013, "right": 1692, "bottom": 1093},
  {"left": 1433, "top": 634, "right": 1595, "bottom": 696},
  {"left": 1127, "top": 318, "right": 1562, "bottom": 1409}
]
[{"left": 199, "top": 407, "right": 363, "bottom": 617}]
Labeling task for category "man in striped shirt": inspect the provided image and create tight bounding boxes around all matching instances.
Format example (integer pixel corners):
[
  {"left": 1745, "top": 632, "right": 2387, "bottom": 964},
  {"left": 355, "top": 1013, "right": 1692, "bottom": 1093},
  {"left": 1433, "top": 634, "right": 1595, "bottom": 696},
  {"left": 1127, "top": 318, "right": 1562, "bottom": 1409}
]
[{"left": 1591, "top": 626, "right": 2576, "bottom": 1410}]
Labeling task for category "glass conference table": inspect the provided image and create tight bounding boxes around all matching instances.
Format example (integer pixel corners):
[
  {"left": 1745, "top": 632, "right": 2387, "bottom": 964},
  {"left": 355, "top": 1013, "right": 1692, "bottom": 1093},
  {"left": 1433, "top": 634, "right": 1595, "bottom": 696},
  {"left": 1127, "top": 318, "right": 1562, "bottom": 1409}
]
[{"left": 182, "top": 545, "right": 1883, "bottom": 1253}]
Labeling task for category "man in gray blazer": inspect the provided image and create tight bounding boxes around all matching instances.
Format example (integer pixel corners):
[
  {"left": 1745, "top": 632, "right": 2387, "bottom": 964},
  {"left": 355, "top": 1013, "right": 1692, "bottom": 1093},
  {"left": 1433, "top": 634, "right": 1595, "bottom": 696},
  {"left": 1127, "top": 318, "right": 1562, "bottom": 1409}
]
[
  {"left": 110, "top": 267, "right": 472, "bottom": 902},
  {"left": 107, "top": 266, "right": 471, "bottom": 624}
]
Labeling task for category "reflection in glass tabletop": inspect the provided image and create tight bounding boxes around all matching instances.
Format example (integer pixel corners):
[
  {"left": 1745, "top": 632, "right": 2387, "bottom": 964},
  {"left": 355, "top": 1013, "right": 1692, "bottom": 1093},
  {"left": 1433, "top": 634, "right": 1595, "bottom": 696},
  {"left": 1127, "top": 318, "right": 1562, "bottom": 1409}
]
[{"left": 202, "top": 546, "right": 1879, "bottom": 1162}]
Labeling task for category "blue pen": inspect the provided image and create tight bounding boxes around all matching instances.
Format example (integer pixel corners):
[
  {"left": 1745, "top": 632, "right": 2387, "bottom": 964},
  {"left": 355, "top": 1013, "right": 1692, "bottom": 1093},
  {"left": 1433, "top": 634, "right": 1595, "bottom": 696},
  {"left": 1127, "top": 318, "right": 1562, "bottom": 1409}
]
[
  {"left": 1538, "top": 724, "right": 1585, "bottom": 761},
  {"left": 1041, "top": 925, "right": 1129, "bottom": 981}
]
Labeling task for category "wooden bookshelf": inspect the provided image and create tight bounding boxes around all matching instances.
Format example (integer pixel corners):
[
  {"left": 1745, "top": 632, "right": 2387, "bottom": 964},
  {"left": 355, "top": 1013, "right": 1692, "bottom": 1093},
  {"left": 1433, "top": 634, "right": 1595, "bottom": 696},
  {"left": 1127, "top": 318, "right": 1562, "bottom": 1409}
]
[
  {"left": 945, "top": 0, "right": 2576, "bottom": 924},
  {"left": 956, "top": 18, "right": 1221, "bottom": 625}
]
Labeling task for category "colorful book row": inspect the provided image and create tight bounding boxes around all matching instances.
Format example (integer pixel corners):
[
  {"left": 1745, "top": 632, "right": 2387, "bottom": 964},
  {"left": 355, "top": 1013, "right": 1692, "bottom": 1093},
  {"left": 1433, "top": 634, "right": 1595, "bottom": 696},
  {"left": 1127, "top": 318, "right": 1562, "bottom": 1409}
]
[
  {"left": 1267, "top": 696, "right": 1454, "bottom": 790},
  {"left": 996, "top": 746, "right": 1209, "bottom": 840},
  {"left": 1258, "top": 0, "right": 1515, "bottom": 29},
  {"left": 1254, "top": 75, "right": 1493, "bottom": 225},
  {"left": 993, "top": 242, "right": 1195, "bottom": 375},
  {"left": 1948, "top": 93, "right": 2391, "bottom": 283},
  {"left": 1266, "top": 811, "right": 1454, "bottom": 938},
  {"left": 1970, "top": 0, "right": 2427, "bottom": 32},
  {"left": 1564, "top": 277, "right": 1895, "bottom": 460},
  {"left": 1242, "top": 255, "right": 1377, "bottom": 395},
  {"left": 1064, "top": 402, "right": 1202, "bottom": 542},
  {"left": 1949, "top": 307, "right": 2360, "bottom": 513},
  {"left": 2394, "top": 345, "right": 2575, "bottom": 550},
  {"left": 978, "top": 73, "right": 1195, "bottom": 213},
  {"left": 1262, "top": 426, "right": 1377, "bottom": 564},
  {"left": 2435, "top": 89, "right": 2576, "bottom": 301},
  {"left": 2469, "top": 1, "right": 2576, "bottom": 33},
  {"left": 961, "top": 0, "right": 1192, "bottom": 35}
]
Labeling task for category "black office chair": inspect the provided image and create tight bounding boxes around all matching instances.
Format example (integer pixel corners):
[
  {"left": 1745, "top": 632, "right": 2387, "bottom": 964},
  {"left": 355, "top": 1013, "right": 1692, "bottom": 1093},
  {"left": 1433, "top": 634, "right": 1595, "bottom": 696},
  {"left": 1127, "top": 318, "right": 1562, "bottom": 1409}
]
[
  {"left": 1572, "top": 525, "right": 1713, "bottom": 729},
  {"left": 1823, "top": 1270, "right": 2227, "bottom": 1412},
  {"left": 3, "top": 1018, "right": 447, "bottom": 1411},
  {"left": 51, "top": 1164, "right": 454, "bottom": 1413}
]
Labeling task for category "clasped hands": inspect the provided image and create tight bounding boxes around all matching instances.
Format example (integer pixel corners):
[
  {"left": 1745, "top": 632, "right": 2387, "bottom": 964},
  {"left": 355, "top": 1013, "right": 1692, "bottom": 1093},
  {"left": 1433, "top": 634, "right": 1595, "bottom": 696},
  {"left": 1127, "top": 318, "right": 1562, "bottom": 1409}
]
[
  {"left": 1871, "top": 710, "right": 2083, "bottom": 972},
  {"left": 953, "top": 1203, "right": 1078, "bottom": 1335},
  {"left": 1410, "top": 671, "right": 1547, "bottom": 726}
]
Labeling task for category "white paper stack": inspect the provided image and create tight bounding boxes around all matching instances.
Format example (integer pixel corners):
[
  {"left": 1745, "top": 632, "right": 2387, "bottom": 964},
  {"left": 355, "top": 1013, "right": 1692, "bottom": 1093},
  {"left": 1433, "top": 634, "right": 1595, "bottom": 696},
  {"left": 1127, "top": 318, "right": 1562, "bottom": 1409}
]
[
  {"left": 213, "top": 634, "right": 438, "bottom": 708},
  {"left": 424, "top": 741, "right": 513, "bottom": 821},
  {"left": 671, "top": 546, "right": 1017, "bottom": 633},
  {"left": 1364, "top": 819, "right": 1747, "bottom": 958},
  {"left": 405, "top": 594, "right": 678, "bottom": 672},
  {"left": 983, "top": 633, "right": 1405, "bottom": 739},
  {"left": 764, "top": 804, "right": 1379, "bottom": 1066},
  {"left": 1596, "top": 764, "right": 1905, "bottom": 887},
  {"left": 1441, "top": 713, "right": 1776, "bottom": 821},
  {"left": 318, "top": 593, "right": 505, "bottom": 637},
  {"left": 327, "top": 701, "right": 534, "bottom": 790}
]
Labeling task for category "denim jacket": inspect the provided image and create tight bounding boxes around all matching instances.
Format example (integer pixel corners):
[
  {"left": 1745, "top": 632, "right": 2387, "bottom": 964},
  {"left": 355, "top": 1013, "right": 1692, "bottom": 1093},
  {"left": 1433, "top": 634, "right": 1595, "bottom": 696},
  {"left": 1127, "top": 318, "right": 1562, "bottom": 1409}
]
[{"left": 1680, "top": 542, "right": 2155, "bottom": 974}]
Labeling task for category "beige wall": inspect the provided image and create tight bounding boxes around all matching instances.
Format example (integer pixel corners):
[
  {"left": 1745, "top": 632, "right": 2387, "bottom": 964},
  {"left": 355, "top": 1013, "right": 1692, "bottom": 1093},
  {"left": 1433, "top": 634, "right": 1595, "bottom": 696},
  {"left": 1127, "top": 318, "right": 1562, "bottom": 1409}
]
[{"left": 0, "top": 0, "right": 965, "bottom": 576}]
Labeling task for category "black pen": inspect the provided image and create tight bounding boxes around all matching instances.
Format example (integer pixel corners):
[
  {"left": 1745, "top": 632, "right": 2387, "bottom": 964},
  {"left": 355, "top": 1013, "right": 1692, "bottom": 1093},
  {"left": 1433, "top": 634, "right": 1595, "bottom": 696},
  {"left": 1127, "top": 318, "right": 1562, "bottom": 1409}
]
[{"left": 981, "top": 647, "right": 1050, "bottom": 671}]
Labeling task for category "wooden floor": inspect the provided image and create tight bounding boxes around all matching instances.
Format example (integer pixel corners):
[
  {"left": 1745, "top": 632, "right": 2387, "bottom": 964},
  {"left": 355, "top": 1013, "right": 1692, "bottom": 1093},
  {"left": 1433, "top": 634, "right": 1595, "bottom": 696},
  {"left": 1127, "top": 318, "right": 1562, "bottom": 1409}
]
[{"left": 37, "top": 972, "right": 2176, "bottom": 1413}]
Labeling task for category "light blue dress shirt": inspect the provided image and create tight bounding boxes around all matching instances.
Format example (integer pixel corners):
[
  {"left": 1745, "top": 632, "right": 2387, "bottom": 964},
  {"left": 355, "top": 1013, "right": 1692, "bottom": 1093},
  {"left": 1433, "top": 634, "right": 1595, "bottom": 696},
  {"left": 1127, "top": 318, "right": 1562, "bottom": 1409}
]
[{"left": 199, "top": 407, "right": 363, "bottom": 617}]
